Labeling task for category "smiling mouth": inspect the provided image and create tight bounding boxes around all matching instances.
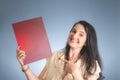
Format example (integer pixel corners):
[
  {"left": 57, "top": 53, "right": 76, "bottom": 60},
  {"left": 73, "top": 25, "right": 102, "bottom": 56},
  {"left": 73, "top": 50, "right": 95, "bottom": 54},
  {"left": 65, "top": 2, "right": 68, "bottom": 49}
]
[{"left": 71, "top": 38, "right": 78, "bottom": 43}]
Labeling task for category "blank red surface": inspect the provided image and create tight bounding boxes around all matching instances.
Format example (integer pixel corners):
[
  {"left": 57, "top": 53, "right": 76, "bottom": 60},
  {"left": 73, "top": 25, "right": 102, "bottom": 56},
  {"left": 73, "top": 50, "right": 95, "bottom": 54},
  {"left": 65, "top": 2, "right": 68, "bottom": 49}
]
[{"left": 12, "top": 17, "right": 52, "bottom": 64}]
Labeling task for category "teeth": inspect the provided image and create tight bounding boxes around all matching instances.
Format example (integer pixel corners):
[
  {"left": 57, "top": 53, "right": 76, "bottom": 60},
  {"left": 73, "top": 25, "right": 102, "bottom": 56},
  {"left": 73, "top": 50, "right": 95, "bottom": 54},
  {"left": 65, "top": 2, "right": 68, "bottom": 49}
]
[{"left": 71, "top": 39, "right": 77, "bottom": 43}]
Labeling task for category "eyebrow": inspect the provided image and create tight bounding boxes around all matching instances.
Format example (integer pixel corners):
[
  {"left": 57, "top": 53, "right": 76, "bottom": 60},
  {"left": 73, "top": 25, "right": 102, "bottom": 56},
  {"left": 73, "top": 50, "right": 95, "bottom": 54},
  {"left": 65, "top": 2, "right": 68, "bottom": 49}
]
[
  {"left": 79, "top": 31, "right": 86, "bottom": 34},
  {"left": 72, "top": 28, "right": 86, "bottom": 34}
]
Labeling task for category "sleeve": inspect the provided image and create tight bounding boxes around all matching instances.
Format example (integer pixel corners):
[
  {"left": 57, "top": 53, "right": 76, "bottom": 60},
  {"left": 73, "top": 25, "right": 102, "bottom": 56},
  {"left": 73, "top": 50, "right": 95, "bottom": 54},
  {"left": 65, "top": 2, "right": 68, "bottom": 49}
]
[
  {"left": 45, "top": 51, "right": 58, "bottom": 68},
  {"left": 42, "top": 51, "right": 63, "bottom": 80},
  {"left": 46, "top": 57, "right": 51, "bottom": 68},
  {"left": 87, "top": 61, "right": 101, "bottom": 80}
]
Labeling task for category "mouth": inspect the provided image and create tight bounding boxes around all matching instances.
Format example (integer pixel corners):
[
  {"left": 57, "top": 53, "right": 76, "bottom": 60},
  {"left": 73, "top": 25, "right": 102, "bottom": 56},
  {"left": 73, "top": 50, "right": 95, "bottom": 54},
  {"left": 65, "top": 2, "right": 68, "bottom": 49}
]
[{"left": 70, "top": 38, "right": 78, "bottom": 43}]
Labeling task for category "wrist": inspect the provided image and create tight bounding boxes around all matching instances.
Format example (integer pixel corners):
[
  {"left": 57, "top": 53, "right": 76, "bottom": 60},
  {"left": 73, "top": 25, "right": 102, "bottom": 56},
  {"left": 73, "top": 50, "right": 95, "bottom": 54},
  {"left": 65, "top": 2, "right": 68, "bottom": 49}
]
[{"left": 21, "top": 65, "right": 29, "bottom": 72}]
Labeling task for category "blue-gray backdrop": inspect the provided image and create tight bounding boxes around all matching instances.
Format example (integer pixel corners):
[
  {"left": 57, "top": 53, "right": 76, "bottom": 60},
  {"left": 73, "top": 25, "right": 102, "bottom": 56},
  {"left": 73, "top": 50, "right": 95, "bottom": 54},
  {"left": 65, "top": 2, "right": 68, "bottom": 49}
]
[{"left": 0, "top": 0, "right": 119, "bottom": 80}]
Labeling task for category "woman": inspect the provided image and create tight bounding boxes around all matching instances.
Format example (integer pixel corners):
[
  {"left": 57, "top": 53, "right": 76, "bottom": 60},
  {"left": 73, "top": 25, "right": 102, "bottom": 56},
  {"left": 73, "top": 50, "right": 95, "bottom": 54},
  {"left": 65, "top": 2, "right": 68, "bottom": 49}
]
[{"left": 16, "top": 20, "right": 103, "bottom": 80}]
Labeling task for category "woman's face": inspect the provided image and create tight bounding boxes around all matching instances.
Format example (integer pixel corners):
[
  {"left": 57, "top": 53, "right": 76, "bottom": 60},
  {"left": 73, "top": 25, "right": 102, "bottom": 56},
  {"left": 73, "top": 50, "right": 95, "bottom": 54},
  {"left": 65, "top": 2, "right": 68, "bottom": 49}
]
[{"left": 68, "top": 24, "right": 87, "bottom": 49}]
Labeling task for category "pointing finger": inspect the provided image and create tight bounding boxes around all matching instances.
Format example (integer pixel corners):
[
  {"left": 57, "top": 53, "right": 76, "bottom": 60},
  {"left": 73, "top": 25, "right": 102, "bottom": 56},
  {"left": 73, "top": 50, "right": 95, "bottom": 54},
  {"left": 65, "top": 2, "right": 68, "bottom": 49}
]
[{"left": 58, "top": 57, "right": 69, "bottom": 63}]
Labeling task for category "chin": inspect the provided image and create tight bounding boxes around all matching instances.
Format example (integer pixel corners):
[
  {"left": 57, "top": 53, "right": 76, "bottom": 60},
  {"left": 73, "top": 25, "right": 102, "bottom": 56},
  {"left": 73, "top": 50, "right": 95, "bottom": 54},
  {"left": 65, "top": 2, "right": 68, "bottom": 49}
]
[{"left": 68, "top": 43, "right": 77, "bottom": 48}]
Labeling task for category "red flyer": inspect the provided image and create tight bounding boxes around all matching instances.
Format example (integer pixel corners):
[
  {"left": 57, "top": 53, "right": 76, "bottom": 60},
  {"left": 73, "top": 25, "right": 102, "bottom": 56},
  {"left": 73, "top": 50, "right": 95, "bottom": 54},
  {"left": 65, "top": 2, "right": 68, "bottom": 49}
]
[{"left": 12, "top": 17, "right": 52, "bottom": 64}]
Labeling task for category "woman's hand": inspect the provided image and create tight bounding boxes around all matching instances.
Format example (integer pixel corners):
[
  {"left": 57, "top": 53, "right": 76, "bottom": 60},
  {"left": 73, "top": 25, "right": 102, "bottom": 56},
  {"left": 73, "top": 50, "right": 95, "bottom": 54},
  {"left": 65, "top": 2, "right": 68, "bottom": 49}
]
[
  {"left": 59, "top": 58, "right": 82, "bottom": 80},
  {"left": 64, "top": 61, "right": 78, "bottom": 74},
  {"left": 16, "top": 46, "right": 26, "bottom": 66}
]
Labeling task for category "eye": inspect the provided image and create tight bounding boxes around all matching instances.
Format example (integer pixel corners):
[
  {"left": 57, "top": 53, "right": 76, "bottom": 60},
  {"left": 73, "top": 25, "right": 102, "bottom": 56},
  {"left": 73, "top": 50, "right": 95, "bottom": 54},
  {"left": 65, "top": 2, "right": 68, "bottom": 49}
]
[
  {"left": 79, "top": 33, "right": 84, "bottom": 37},
  {"left": 71, "top": 29, "right": 76, "bottom": 33}
]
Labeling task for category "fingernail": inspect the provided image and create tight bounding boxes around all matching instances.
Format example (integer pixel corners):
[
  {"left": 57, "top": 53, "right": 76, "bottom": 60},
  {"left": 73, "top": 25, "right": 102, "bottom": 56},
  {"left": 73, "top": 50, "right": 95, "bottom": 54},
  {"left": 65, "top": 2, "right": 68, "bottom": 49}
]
[{"left": 58, "top": 57, "right": 61, "bottom": 60}]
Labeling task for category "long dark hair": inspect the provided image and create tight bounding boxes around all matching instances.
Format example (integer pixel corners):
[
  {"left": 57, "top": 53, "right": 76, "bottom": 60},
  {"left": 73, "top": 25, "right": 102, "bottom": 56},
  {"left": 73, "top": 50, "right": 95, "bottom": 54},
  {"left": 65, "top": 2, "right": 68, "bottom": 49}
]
[{"left": 65, "top": 20, "right": 104, "bottom": 79}]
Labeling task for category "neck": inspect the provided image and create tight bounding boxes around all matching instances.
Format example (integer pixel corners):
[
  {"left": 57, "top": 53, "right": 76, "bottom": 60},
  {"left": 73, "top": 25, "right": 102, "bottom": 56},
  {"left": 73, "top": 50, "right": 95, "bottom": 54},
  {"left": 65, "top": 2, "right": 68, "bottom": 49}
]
[{"left": 69, "top": 47, "right": 82, "bottom": 59}]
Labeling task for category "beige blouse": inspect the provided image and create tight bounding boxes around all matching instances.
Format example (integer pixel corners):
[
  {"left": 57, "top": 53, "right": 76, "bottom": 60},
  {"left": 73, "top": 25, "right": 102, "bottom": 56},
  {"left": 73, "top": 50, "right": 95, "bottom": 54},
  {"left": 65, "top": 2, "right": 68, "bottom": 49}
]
[{"left": 42, "top": 50, "right": 101, "bottom": 80}]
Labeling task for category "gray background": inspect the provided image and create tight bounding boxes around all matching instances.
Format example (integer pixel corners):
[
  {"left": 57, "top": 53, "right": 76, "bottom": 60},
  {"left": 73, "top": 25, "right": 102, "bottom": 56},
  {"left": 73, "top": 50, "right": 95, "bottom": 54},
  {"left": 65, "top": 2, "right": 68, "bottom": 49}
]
[{"left": 0, "top": 0, "right": 119, "bottom": 80}]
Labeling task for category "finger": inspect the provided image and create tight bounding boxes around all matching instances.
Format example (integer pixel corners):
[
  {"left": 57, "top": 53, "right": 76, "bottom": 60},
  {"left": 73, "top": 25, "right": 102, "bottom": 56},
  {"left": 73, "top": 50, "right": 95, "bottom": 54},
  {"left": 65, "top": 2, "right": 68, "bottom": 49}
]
[
  {"left": 18, "top": 55, "right": 25, "bottom": 66},
  {"left": 17, "top": 46, "right": 20, "bottom": 49},
  {"left": 18, "top": 54, "right": 24, "bottom": 60},
  {"left": 58, "top": 57, "right": 69, "bottom": 63},
  {"left": 16, "top": 46, "right": 21, "bottom": 53},
  {"left": 17, "top": 52, "right": 26, "bottom": 63},
  {"left": 17, "top": 50, "right": 25, "bottom": 59}
]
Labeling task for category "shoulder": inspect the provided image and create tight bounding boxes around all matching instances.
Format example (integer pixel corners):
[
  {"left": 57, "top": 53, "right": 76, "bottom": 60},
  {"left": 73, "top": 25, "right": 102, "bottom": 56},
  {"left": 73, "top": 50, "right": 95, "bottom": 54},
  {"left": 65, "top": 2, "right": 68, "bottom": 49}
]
[
  {"left": 95, "top": 60, "right": 101, "bottom": 73},
  {"left": 53, "top": 48, "right": 65, "bottom": 56},
  {"left": 86, "top": 61, "right": 101, "bottom": 79},
  {"left": 51, "top": 48, "right": 65, "bottom": 60}
]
